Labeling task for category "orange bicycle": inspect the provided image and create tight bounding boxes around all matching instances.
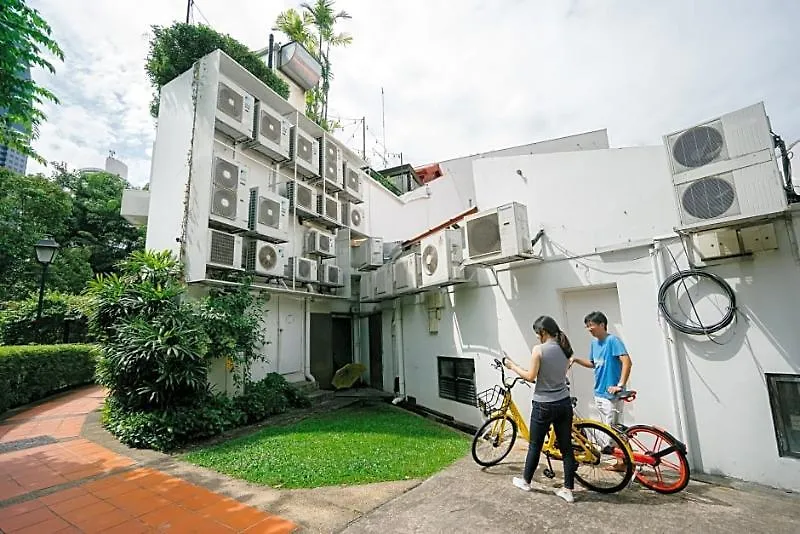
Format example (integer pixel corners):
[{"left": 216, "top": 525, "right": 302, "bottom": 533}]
[{"left": 612, "top": 390, "right": 691, "bottom": 494}]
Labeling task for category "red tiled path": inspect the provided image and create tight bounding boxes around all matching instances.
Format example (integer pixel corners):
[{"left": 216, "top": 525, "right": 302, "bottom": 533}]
[{"left": 0, "top": 387, "right": 296, "bottom": 533}]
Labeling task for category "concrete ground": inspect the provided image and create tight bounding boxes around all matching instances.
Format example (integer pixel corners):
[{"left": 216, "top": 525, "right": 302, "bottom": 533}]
[
  {"left": 3, "top": 387, "right": 798, "bottom": 533},
  {"left": 341, "top": 446, "right": 800, "bottom": 534}
]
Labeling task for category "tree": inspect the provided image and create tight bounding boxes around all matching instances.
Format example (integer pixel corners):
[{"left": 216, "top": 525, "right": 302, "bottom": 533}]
[
  {"left": 0, "top": 1, "right": 63, "bottom": 164},
  {"left": 0, "top": 168, "right": 84, "bottom": 301},
  {"left": 145, "top": 22, "right": 290, "bottom": 119},
  {"left": 52, "top": 165, "right": 145, "bottom": 275},
  {"left": 274, "top": 0, "right": 352, "bottom": 130}
]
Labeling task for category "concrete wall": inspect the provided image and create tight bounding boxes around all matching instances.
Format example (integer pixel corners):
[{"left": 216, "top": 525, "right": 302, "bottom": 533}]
[{"left": 387, "top": 145, "right": 800, "bottom": 492}]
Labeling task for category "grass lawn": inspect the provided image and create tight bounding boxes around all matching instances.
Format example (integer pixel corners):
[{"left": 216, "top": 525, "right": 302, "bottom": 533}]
[{"left": 183, "top": 402, "right": 471, "bottom": 489}]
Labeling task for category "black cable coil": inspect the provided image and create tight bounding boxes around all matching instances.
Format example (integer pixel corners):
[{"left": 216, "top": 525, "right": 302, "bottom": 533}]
[{"left": 657, "top": 269, "right": 737, "bottom": 336}]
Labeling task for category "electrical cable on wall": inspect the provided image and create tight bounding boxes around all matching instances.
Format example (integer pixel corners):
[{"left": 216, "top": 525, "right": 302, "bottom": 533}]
[{"left": 657, "top": 244, "right": 737, "bottom": 336}]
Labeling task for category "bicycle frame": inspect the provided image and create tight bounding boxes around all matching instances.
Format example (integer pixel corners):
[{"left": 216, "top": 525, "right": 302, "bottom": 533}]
[{"left": 482, "top": 360, "right": 632, "bottom": 466}]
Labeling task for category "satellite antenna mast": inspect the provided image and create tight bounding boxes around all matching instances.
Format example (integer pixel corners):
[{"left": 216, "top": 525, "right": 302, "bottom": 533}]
[{"left": 381, "top": 87, "right": 387, "bottom": 164}]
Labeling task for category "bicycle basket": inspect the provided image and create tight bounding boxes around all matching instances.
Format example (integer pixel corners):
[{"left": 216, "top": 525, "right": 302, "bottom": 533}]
[{"left": 476, "top": 385, "right": 506, "bottom": 417}]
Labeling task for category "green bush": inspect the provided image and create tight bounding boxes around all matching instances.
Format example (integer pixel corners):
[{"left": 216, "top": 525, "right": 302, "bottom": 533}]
[
  {"left": 87, "top": 250, "right": 210, "bottom": 411},
  {"left": 146, "top": 22, "right": 290, "bottom": 118},
  {"left": 0, "top": 292, "right": 91, "bottom": 345},
  {"left": 102, "top": 373, "right": 311, "bottom": 451},
  {"left": 0, "top": 344, "right": 98, "bottom": 414}
]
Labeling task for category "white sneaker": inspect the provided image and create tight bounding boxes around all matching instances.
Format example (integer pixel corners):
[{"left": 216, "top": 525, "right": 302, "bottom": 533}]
[
  {"left": 512, "top": 476, "right": 531, "bottom": 492},
  {"left": 555, "top": 487, "right": 575, "bottom": 503}
]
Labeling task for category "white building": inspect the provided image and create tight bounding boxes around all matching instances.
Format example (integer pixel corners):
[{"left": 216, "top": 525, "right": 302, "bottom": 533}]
[{"left": 122, "top": 49, "right": 800, "bottom": 492}]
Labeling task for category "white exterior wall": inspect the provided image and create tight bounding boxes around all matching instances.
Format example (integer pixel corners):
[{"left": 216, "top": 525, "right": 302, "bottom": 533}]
[{"left": 387, "top": 146, "right": 800, "bottom": 491}]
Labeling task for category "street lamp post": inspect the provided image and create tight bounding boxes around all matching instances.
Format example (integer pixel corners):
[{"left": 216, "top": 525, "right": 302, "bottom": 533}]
[{"left": 34, "top": 235, "right": 60, "bottom": 321}]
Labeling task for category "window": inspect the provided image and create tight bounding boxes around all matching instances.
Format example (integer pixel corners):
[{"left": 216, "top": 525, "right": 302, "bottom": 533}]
[
  {"left": 766, "top": 373, "right": 800, "bottom": 459},
  {"left": 438, "top": 356, "right": 476, "bottom": 406}
]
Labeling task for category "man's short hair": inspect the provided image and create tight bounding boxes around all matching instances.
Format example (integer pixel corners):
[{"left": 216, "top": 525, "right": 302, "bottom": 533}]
[{"left": 584, "top": 311, "right": 608, "bottom": 328}]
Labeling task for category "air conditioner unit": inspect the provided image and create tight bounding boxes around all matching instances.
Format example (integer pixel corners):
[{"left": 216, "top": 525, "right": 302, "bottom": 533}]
[
  {"left": 359, "top": 273, "right": 375, "bottom": 302},
  {"left": 287, "top": 256, "right": 318, "bottom": 283},
  {"left": 248, "top": 187, "right": 289, "bottom": 243},
  {"left": 306, "top": 229, "right": 336, "bottom": 258},
  {"left": 373, "top": 263, "right": 394, "bottom": 299},
  {"left": 463, "top": 202, "right": 534, "bottom": 266},
  {"left": 245, "top": 238, "right": 286, "bottom": 277},
  {"left": 420, "top": 228, "right": 466, "bottom": 288},
  {"left": 663, "top": 102, "right": 787, "bottom": 230},
  {"left": 319, "top": 263, "right": 343, "bottom": 287},
  {"left": 290, "top": 126, "right": 320, "bottom": 179},
  {"left": 207, "top": 229, "right": 244, "bottom": 270},
  {"left": 214, "top": 74, "right": 255, "bottom": 142},
  {"left": 251, "top": 101, "right": 290, "bottom": 161},
  {"left": 316, "top": 191, "right": 341, "bottom": 226},
  {"left": 341, "top": 161, "right": 365, "bottom": 203},
  {"left": 279, "top": 179, "right": 318, "bottom": 219},
  {"left": 340, "top": 201, "right": 368, "bottom": 236},
  {"left": 209, "top": 154, "right": 250, "bottom": 231},
  {"left": 318, "top": 134, "right": 343, "bottom": 192},
  {"left": 353, "top": 237, "right": 383, "bottom": 270},
  {"left": 393, "top": 252, "right": 422, "bottom": 294}
]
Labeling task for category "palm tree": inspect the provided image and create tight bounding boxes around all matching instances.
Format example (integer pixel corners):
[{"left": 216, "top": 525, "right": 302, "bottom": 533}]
[{"left": 274, "top": 0, "right": 352, "bottom": 129}]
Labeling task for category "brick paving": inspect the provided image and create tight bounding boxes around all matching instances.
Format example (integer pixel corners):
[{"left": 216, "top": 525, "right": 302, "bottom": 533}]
[{"left": 0, "top": 387, "right": 296, "bottom": 533}]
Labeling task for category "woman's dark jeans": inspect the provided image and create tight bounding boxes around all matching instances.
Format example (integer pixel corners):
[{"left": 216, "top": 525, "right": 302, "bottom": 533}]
[{"left": 523, "top": 396, "right": 576, "bottom": 489}]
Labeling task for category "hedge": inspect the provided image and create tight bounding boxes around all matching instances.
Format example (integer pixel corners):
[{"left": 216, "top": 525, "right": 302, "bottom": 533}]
[
  {"left": 0, "top": 344, "right": 98, "bottom": 415},
  {"left": 0, "top": 292, "right": 91, "bottom": 345}
]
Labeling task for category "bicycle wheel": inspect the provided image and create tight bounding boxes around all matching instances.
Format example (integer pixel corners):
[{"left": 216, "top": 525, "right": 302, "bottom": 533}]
[
  {"left": 625, "top": 425, "right": 691, "bottom": 494},
  {"left": 471, "top": 415, "right": 517, "bottom": 467},
  {"left": 572, "top": 421, "right": 635, "bottom": 494}
]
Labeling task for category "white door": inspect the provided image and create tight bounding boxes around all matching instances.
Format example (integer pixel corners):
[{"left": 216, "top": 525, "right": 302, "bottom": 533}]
[
  {"left": 279, "top": 297, "right": 305, "bottom": 375},
  {"left": 561, "top": 286, "right": 630, "bottom": 422}
]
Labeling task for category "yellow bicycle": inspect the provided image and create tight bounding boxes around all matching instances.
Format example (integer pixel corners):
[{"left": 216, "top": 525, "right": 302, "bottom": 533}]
[{"left": 472, "top": 358, "right": 636, "bottom": 493}]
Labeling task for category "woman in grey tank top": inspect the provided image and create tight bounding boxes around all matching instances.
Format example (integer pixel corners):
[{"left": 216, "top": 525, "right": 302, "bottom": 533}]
[{"left": 503, "top": 315, "right": 577, "bottom": 503}]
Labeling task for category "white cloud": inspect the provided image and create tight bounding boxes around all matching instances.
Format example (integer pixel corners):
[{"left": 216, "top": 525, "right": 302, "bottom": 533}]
[{"left": 26, "top": 0, "right": 800, "bottom": 186}]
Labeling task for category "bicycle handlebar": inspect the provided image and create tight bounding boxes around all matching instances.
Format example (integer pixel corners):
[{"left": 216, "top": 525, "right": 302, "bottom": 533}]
[{"left": 493, "top": 357, "right": 530, "bottom": 390}]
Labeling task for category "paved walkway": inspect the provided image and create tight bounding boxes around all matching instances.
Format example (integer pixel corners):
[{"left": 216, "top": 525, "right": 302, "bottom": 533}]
[{"left": 0, "top": 387, "right": 296, "bottom": 533}]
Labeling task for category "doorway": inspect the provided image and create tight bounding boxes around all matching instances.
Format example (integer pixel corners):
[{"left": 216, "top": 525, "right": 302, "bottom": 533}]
[
  {"left": 561, "top": 285, "right": 627, "bottom": 419},
  {"left": 310, "top": 313, "right": 354, "bottom": 390},
  {"left": 368, "top": 314, "right": 383, "bottom": 389}
]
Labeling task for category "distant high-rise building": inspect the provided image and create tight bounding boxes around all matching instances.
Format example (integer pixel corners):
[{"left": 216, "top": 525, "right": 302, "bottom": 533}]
[{"left": 0, "top": 66, "right": 31, "bottom": 174}]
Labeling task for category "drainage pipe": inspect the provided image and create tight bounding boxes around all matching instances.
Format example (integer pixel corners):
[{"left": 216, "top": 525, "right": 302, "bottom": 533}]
[{"left": 651, "top": 240, "right": 691, "bottom": 450}]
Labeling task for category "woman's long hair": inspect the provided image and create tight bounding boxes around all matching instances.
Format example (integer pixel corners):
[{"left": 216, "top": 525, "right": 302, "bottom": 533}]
[{"left": 532, "top": 315, "right": 574, "bottom": 359}]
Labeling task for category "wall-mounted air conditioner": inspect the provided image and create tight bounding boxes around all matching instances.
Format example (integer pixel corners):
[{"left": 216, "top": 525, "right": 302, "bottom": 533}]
[
  {"left": 353, "top": 237, "right": 383, "bottom": 271},
  {"left": 207, "top": 229, "right": 244, "bottom": 271},
  {"left": 316, "top": 191, "right": 341, "bottom": 227},
  {"left": 340, "top": 201, "right": 368, "bottom": 236},
  {"left": 663, "top": 102, "right": 787, "bottom": 230},
  {"left": 250, "top": 101, "right": 290, "bottom": 161},
  {"left": 319, "top": 263, "right": 343, "bottom": 287},
  {"left": 341, "top": 161, "right": 365, "bottom": 203},
  {"left": 463, "top": 202, "right": 534, "bottom": 266},
  {"left": 287, "top": 256, "right": 318, "bottom": 283},
  {"left": 420, "top": 228, "right": 466, "bottom": 288},
  {"left": 373, "top": 263, "right": 394, "bottom": 299},
  {"left": 317, "top": 134, "right": 343, "bottom": 192},
  {"left": 214, "top": 74, "right": 255, "bottom": 142},
  {"left": 290, "top": 126, "right": 320, "bottom": 179},
  {"left": 359, "top": 273, "right": 375, "bottom": 302},
  {"left": 306, "top": 229, "right": 336, "bottom": 258},
  {"left": 279, "top": 179, "right": 318, "bottom": 219},
  {"left": 209, "top": 154, "right": 250, "bottom": 231},
  {"left": 244, "top": 238, "right": 286, "bottom": 277},
  {"left": 393, "top": 252, "right": 422, "bottom": 294},
  {"left": 248, "top": 186, "right": 289, "bottom": 243}
]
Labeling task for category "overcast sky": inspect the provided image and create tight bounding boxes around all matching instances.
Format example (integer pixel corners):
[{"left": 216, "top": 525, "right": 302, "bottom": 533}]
[{"left": 27, "top": 0, "right": 800, "bottom": 187}]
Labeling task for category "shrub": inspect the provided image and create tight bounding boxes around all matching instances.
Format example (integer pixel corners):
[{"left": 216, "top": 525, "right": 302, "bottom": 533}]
[
  {"left": 145, "top": 22, "right": 290, "bottom": 118},
  {"left": 102, "top": 374, "right": 311, "bottom": 451},
  {"left": 0, "top": 344, "right": 98, "bottom": 414},
  {"left": 87, "top": 250, "right": 210, "bottom": 411},
  {"left": 0, "top": 292, "right": 91, "bottom": 345}
]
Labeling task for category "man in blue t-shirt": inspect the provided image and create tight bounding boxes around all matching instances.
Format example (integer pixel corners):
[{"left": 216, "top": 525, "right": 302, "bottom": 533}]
[{"left": 569, "top": 311, "right": 632, "bottom": 460}]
